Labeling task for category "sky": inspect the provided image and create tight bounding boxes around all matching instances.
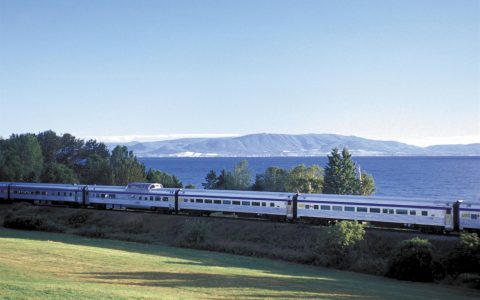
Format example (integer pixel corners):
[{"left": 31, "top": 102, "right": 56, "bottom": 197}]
[{"left": 0, "top": 0, "right": 479, "bottom": 147}]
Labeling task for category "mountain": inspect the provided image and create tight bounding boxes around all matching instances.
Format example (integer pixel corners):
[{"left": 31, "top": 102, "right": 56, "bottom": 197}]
[{"left": 106, "top": 133, "right": 480, "bottom": 157}]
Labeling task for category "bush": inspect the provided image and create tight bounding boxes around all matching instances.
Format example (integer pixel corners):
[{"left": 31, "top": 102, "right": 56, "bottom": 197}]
[
  {"left": 4, "top": 213, "right": 64, "bottom": 233},
  {"left": 174, "top": 219, "right": 209, "bottom": 247},
  {"left": 447, "top": 233, "right": 480, "bottom": 275},
  {"left": 387, "top": 237, "right": 434, "bottom": 282},
  {"left": 315, "top": 221, "right": 365, "bottom": 267}
]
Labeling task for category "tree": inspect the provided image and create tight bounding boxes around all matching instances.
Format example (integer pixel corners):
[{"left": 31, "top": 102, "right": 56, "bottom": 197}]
[
  {"left": 202, "top": 170, "right": 218, "bottom": 189},
  {"left": 231, "top": 160, "right": 252, "bottom": 190},
  {"left": 37, "top": 130, "right": 61, "bottom": 164},
  {"left": 40, "top": 163, "right": 78, "bottom": 184},
  {"left": 82, "top": 154, "right": 111, "bottom": 184},
  {"left": 285, "top": 164, "right": 323, "bottom": 193},
  {"left": 146, "top": 169, "right": 183, "bottom": 188},
  {"left": 57, "top": 133, "right": 84, "bottom": 167},
  {"left": 215, "top": 169, "right": 234, "bottom": 190},
  {"left": 324, "top": 148, "right": 375, "bottom": 195},
  {"left": 356, "top": 171, "right": 375, "bottom": 195},
  {"left": 0, "top": 134, "right": 44, "bottom": 182},
  {"left": 253, "top": 166, "right": 289, "bottom": 192},
  {"left": 110, "top": 146, "right": 146, "bottom": 185}
]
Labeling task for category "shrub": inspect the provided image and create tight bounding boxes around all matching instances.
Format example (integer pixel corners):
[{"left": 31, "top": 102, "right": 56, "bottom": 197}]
[
  {"left": 326, "top": 221, "right": 365, "bottom": 252},
  {"left": 174, "top": 219, "right": 209, "bottom": 247},
  {"left": 315, "top": 221, "right": 365, "bottom": 267},
  {"left": 447, "top": 233, "right": 480, "bottom": 275},
  {"left": 387, "top": 237, "right": 434, "bottom": 282}
]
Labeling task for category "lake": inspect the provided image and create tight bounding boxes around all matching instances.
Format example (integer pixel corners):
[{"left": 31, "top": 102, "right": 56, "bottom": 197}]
[{"left": 139, "top": 156, "right": 480, "bottom": 201}]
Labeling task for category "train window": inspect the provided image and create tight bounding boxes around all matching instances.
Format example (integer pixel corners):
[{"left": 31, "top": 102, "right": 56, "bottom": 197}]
[
  {"left": 270, "top": 202, "right": 275, "bottom": 207},
  {"left": 252, "top": 202, "right": 260, "bottom": 206},
  {"left": 472, "top": 214, "right": 478, "bottom": 220},
  {"left": 183, "top": 199, "right": 188, "bottom": 203},
  {"left": 214, "top": 200, "right": 222, "bottom": 204},
  {"left": 261, "top": 202, "right": 266, "bottom": 207},
  {"left": 396, "top": 209, "right": 408, "bottom": 215},
  {"left": 190, "top": 199, "right": 194, "bottom": 203},
  {"left": 155, "top": 197, "right": 161, "bottom": 201},
  {"left": 35, "top": 191, "right": 40, "bottom": 195},
  {"left": 446, "top": 208, "right": 452, "bottom": 214},
  {"left": 357, "top": 207, "right": 368, "bottom": 212},
  {"left": 370, "top": 208, "right": 381, "bottom": 213},
  {"left": 321, "top": 205, "right": 331, "bottom": 211},
  {"left": 195, "top": 199, "right": 203, "bottom": 203},
  {"left": 233, "top": 201, "right": 240, "bottom": 205},
  {"left": 410, "top": 210, "right": 416, "bottom": 215},
  {"left": 64, "top": 192, "right": 67, "bottom": 196},
  {"left": 313, "top": 205, "right": 319, "bottom": 210},
  {"left": 205, "top": 199, "right": 213, "bottom": 204},
  {"left": 242, "top": 201, "right": 250, "bottom": 206},
  {"left": 70, "top": 193, "right": 73, "bottom": 196},
  {"left": 287, "top": 200, "right": 292, "bottom": 205},
  {"left": 382, "top": 208, "right": 388, "bottom": 213},
  {"left": 345, "top": 206, "right": 355, "bottom": 212},
  {"left": 223, "top": 200, "right": 231, "bottom": 205},
  {"left": 422, "top": 211, "right": 428, "bottom": 216},
  {"left": 58, "top": 192, "right": 61, "bottom": 196},
  {"left": 149, "top": 196, "right": 153, "bottom": 201},
  {"left": 333, "top": 206, "right": 342, "bottom": 211},
  {"left": 305, "top": 205, "right": 310, "bottom": 209},
  {"left": 162, "top": 197, "right": 169, "bottom": 202}
]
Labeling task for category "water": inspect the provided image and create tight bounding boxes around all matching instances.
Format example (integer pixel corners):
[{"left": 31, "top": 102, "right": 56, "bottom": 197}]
[{"left": 139, "top": 157, "right": 480, "bottom": 201}]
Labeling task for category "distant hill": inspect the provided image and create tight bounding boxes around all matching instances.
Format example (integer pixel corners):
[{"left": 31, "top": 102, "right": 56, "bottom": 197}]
[{"left": 106, "top": 133, "right": 480, "bottom": 157}]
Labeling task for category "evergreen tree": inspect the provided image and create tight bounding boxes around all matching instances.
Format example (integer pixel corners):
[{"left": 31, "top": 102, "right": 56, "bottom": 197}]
[
  {"left": 41, "top": 162, "right": 78, "bottom": 184},
  {"left": 110, "top": 146, "right": 146, "bottom": 185},
  {"left": 324, "top": 148, "right": 375, "bottom": 195},
  {"left": 0, "top": 134, "right": 43, "bottom": 182},
  {"left": 202, "top": 170, "right": 218, "bottom": 189}
]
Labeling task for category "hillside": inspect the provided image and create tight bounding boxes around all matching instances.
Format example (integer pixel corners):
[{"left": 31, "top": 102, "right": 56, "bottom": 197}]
[
  {"left": 107, "top": 133, "right": 480, "bottom": 157},
  {"left": 1, "top": 227, "right": 478, "bottom": 299}
]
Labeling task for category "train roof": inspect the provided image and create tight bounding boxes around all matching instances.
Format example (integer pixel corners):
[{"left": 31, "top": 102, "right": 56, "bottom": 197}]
[
  {"left": 8, "top": 182, "right": 85, "bottom": 190},
  {"left": 300, "top": 193, "right": 455, "bottom": 206},
  {"left": 179, "top": 188, "right": 294, "bottom": 199}
]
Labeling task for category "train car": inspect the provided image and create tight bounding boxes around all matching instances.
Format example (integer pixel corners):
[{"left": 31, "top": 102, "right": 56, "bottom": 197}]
[
  {"left": 459, "top": 200, "right": 480, "bottom": 231},
  {"left": 178, "top": 189, "right": 295, "bottom": 219},
  {"left": 88, "top": 183, "right": 178, "bottom": 212},
  {"left": 9, "top": 182, "right": 85, "bottom": 205},
  {"left": 0, "top": 182, "right": 10, "bottom": 201},
  {"left": 297, "top": 193, "right": 457, "bottom": 231}
]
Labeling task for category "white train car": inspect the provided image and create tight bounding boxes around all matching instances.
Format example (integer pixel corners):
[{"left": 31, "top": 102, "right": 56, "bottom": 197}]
[
  {"left": 459, "top": 201, "right": 480, "bottom": 231},
  {"left": 178, "top": 189, "right": 294, "bottom": 218},
  {"left": 297, "top": 194, "right": 456, "bottom": 231},
  {"left": 88, "top": 183, "right": 178, "bottom": 211},
  {"left": 8, "top": 182, "right": 85, "bottom": 205}
]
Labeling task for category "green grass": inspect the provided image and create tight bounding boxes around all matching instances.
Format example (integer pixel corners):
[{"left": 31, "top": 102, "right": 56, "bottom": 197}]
[{"left": 0, "top": 228, "right": 477, "bottom": 300}]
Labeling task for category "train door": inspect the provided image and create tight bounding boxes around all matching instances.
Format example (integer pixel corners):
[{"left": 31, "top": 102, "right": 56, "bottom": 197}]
[
  {"left": 444, "top": 208, "right": 453, "bottom": 231},
  {"left": 287, "top": 200, "right": 293, "bottom": 220}
]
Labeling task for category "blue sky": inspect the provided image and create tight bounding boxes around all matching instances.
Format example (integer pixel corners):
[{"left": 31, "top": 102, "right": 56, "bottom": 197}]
[{"left": 0, "top": 0, "right": 478, "bottom": 146}]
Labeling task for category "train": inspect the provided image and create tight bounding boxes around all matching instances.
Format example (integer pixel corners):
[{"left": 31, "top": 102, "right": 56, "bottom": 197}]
[{"left": 1, "top": 181, "right": 479, "bottom": 232}]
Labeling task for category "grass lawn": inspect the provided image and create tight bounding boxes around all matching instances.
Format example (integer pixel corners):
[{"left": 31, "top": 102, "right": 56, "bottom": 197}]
[{"left": 0, "top": 228, "right": 478, "bottom": 300}]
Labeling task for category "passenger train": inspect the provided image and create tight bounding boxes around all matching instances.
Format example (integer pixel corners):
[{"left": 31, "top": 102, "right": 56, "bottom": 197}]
[{"left": 0, "top": 182, "right": 479, "bottom": 232}]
